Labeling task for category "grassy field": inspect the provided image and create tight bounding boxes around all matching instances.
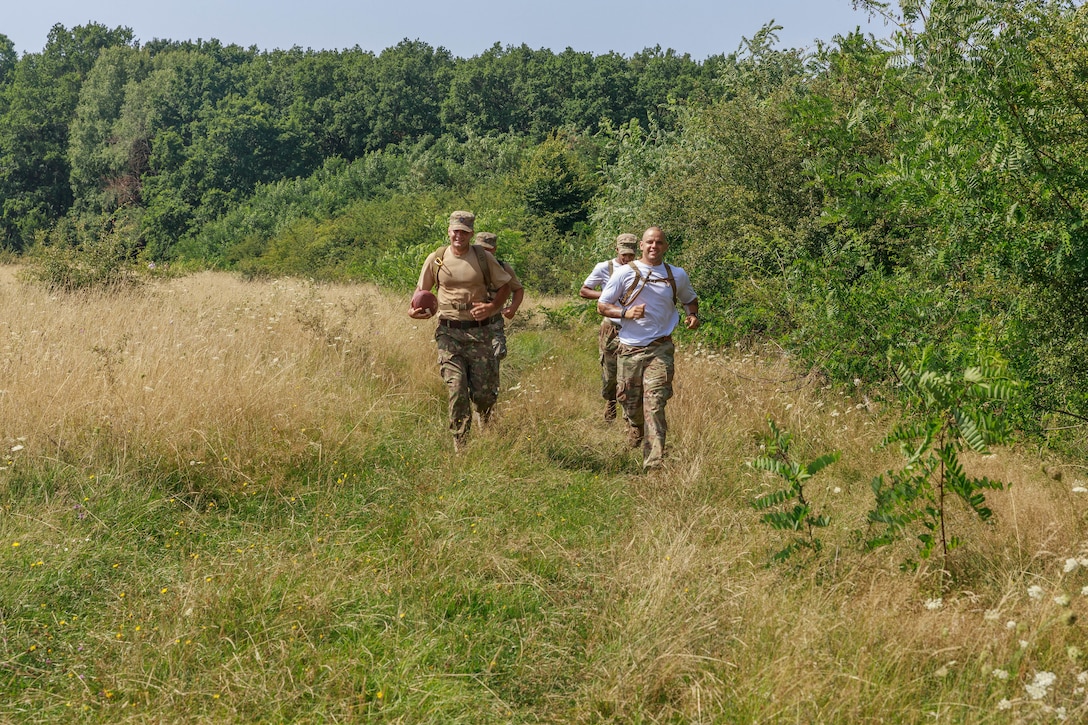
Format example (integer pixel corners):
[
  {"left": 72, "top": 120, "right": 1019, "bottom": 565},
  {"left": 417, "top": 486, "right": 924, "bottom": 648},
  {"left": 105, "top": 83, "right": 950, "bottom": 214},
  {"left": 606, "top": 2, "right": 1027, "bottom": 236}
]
[{"left": 1, "top": 266, "right": 1087, "bottom": 723}]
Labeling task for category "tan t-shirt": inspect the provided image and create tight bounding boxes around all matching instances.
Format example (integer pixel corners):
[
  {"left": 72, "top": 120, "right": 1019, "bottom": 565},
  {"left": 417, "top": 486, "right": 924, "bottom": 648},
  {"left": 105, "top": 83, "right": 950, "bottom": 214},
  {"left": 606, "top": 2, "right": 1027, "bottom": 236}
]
[
  {"left": 499, "top": 260, "right": 523, "bottom": 293},
  {"left": 418, "top": 246, "right": 512, "bottom": 321}
]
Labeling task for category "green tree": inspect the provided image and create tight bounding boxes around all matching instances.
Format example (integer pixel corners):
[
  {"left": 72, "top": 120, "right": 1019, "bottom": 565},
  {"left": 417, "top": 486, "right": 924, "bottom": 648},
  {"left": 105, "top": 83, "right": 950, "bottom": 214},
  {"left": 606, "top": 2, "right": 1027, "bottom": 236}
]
[
  {"left": 0, "top": 23, "right": 134, "bottom": 249},
  {"left": 68, "top": 45, "right": 152, "bottom": 213},
  {"left": 516, "top": 133, "right": 598, "bottom": 234},
  {"left": 440, "top": 43, "right": 528, "bottom": 137},
  {"left": 365, "top": 40, "right": 453, "bottom": 150},
  {"left": 0, "top": 33, "right": 16, "bottom": 88}
]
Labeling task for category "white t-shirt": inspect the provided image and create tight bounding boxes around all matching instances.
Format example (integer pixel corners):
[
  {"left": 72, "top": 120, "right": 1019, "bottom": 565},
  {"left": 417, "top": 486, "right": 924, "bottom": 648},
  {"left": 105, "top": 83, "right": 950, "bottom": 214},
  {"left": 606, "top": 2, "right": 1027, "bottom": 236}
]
[
  {"left": 582, "top": 259, "right": 620, "bottom": 291},
  {"left": 600, "top": 260, "right": 697, "bottom": 346},
  {"left": 584, "top": 258, "right": 622, "bottom": 326}
]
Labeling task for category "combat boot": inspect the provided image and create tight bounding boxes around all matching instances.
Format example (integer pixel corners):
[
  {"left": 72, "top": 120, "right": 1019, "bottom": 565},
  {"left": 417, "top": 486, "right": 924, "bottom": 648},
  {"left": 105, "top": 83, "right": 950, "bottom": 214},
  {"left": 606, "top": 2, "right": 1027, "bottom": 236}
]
[
  {"left": 626, "top": 424, "right": 643, "bottom": 449},
  {"left": 604, "top": 400, "right": 617, "bottom": 422}
]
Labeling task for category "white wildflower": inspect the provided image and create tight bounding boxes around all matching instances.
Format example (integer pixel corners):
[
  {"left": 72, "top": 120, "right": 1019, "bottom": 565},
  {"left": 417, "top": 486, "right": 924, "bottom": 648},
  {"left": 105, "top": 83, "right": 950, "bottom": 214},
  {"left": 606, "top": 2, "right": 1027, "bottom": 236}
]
[
  {"left": 996, "top": 699, "right": 1012, "bottom": 711},
  {"left": 1024, "top": 671, "right": 1056, "bottom": 700},
  {"left": 1078, "top": 671, "right": 1088, "bottom": 684},
  {"left": 1028, "top": 585, "right": 1045, "bottom": 600},
  {"left": 1073, "top": 486, "right": 1088, "bottom": 493},
  {"left": 1055, "top": 594, "right": 1071, "bottom": 606},
  {"left": 984, "top": 609, "right": 1000, "bottom": 621},
  {"left": 925, "top": 598, "right": 943, "bottom": 611},
  {"left": 1056, "top": 706, "right": 1067, "bottom": 721},
  {"left": 1020, "top": 640, "right": 1030, "bottom": 649},
  {"left": 991, "top": 668, "right": 1010, "bottom": 680},
  {"left": 1006, "top": 620, "right": 1017, "bottom": 630},
  {"left": 832, "top": 486, "right": 842, "bottom": 494},
  {"left": 1065, "top": 558, "right": 1080, "bottom": 573}
]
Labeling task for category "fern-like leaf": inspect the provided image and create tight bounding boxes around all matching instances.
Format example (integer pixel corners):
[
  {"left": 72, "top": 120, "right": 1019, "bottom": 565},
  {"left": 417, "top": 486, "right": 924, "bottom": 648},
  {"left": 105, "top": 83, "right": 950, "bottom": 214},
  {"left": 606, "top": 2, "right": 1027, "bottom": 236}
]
[
  {"left": 805, "top": 451, "right": 842, "bottom": 477},
  {"left": 752, "top": 489, "right": 793, "bottom": 510}
]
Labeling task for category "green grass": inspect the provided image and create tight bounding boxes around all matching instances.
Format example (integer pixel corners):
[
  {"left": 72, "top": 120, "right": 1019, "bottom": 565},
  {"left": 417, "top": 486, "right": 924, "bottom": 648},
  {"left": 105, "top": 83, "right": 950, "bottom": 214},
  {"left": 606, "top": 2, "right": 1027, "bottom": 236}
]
[
  {"left": 0, "top": 383, "right": 638, "bottom": 722},
  {"left": 2, "top": 274, "right": 1088, "bottom": 723}
]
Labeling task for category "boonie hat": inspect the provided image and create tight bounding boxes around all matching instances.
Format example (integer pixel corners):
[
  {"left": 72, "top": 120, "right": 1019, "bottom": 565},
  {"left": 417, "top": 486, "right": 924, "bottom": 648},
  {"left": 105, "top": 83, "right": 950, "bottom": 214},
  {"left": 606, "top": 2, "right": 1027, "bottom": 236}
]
[
  {"left": 474, "top": 232, "right": 497, "bottom": 250},
  {"left": 615, "top": 233, "right": 638, "bottom": 255},
  {"left": 448, "top": 210, "right": 475, "bottom": 232}
]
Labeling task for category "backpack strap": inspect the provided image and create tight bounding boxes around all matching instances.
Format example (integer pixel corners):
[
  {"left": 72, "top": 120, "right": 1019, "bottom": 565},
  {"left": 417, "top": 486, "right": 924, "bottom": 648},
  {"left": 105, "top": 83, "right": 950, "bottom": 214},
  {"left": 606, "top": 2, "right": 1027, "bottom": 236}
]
[
  {"left": 619, "top": 261, "right": 678, "bottom": 307},
  {"left": 619, "top": 261, "right": 645, "bottom": 306},
  {"left": 434, "top": 244, "right": 495, "bottom": 300},
  {"left": 607, "top": 259, "right": 614, "bottom": 278},
  {"left": 664, "top": 263, "right": 678, "bottom": 306},
  {"left": 473, "top": 244, "right": 494, "bottom": 300},
  {"left": 433, "top": 245, "right": 451, "bottom": 289}
]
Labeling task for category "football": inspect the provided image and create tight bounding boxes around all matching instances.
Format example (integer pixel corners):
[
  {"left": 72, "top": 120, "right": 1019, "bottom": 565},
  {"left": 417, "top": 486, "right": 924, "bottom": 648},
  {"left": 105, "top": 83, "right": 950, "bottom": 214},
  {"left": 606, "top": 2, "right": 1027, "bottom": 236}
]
[{"left": 411, "top": 289, "right": 438, "bottom": 315}]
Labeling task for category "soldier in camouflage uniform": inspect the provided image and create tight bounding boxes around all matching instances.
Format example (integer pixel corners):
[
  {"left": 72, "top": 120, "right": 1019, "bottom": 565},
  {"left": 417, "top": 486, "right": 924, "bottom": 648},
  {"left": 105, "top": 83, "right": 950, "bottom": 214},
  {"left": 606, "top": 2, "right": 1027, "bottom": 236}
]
[
  {"left": 473, "top": 232, "right": 523, "bottom": 365},
  {"left": 598, "top": 227, "right": 699, "bottom": 470},
  {"left": 580, "top": 233, "right": 639, "bottom": 421},
  {"left": 410, "top": 211, "right": 511, "bottom": 451}
]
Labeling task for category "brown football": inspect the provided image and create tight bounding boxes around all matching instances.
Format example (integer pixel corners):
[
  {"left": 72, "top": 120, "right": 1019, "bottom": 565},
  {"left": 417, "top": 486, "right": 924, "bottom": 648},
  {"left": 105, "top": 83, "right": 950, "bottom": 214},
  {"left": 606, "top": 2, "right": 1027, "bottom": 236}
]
[{"left": 411, "top": 289, "right": 438, "bottom": 314}]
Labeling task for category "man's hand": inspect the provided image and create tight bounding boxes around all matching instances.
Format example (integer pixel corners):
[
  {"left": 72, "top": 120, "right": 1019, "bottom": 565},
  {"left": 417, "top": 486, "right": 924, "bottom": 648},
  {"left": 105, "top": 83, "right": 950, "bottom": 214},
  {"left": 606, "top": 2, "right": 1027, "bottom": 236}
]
[
  {"left": 408, "top": 306, "right": 434, "bottom": 320},
  {"left": 470, "top": 301, "right": 498, "bottom": 321},
  {"left": 501, "top": 306, "right": 517, "bottom": 320},
  {"left": 627, "top": 304, "right": 647, "bottom": 320},
  {"left": 684, "top": 313, "right": 700, "bottom": 330}
]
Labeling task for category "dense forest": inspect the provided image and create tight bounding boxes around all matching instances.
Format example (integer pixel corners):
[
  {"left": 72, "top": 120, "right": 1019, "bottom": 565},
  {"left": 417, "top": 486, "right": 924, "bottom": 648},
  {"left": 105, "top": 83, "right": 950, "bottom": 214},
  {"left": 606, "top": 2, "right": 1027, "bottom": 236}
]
[{"left": 1, "top": 0, "right": 1087, "bottom": 447}]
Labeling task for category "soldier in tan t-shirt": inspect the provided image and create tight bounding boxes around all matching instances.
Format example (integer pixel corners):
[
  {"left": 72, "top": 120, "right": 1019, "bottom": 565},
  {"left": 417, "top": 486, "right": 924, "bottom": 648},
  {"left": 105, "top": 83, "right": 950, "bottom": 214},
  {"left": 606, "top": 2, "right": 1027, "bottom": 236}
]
[
  {"left": 409, "top": 211, "right": 511, "bottom": 451},
  {"left": 472, "top": 232, "right": 523, "bottom": 361}
]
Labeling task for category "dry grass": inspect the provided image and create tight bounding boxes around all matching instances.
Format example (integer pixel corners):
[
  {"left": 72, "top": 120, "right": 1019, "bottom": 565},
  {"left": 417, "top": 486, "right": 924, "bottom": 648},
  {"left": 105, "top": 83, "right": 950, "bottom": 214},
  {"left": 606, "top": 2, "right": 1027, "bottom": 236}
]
[
  {"left": 0, "top": 266, "right": 440, "bottom": 472},
  {"left": 2, "top": 266, "right": 1087, "bottom": 723}
]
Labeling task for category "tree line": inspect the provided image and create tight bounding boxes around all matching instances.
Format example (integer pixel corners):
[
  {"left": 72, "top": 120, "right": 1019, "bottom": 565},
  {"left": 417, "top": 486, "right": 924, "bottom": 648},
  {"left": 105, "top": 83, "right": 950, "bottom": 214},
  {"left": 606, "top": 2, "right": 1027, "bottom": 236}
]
[{"left": 0, "top": 23, "right": 723, "bottom": 255}]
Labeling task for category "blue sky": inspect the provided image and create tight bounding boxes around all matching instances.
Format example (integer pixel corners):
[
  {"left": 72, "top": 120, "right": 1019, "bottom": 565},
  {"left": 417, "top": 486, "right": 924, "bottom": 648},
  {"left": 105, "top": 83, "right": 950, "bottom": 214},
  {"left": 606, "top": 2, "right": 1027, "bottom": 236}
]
[{"left": 4, "top": 1, "right": 894, "bottom": 58}]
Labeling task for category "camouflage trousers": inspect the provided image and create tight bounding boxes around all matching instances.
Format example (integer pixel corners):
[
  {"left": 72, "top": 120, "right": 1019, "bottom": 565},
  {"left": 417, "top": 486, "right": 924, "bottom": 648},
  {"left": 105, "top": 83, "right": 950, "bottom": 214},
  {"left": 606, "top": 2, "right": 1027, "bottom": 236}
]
[
  {"left": 435, "top": 324, "right": 499, "bottom": 439},
  {"left": 598, "top": 319, "right": 621, "bottom": 401},
  {"left": 617, "top": 336, "right": 675, "bottom": 469},
  {"left": 489, "top": 315, "right": 508, "bottom": 361}
]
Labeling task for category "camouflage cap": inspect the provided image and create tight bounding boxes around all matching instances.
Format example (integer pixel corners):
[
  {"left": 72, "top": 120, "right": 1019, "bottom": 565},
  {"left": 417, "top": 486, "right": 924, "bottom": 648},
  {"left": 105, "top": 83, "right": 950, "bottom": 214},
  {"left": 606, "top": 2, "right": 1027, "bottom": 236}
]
[
  {"left": 474, "top": 232, "right": 497, "bottom": 250},
  {"left": 448, "top": 210, "right": 475, "bottom": 232},
  {"left": 615, "top": 233, "right": 639, "bottom": 255}
]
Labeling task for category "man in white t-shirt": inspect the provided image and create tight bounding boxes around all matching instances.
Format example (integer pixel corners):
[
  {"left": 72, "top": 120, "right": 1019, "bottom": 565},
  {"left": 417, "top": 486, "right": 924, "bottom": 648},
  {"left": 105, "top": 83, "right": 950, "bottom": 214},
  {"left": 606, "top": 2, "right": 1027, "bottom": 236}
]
[
  {"left": 580, "top": 233, "right": 638, "bottom": 421},
  {"left": 597, "top": 226, "right": 699, "bottom": 470}
]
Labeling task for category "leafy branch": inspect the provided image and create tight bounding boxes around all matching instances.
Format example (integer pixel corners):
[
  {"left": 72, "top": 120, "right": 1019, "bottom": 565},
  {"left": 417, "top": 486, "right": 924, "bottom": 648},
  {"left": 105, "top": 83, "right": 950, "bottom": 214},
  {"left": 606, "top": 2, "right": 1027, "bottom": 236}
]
[
  {"left": 749, "top": 419, "right": 841, "bottom": 562},
  {"left": 867, "top": 349, "right": 1019, "bottom": 581}
]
